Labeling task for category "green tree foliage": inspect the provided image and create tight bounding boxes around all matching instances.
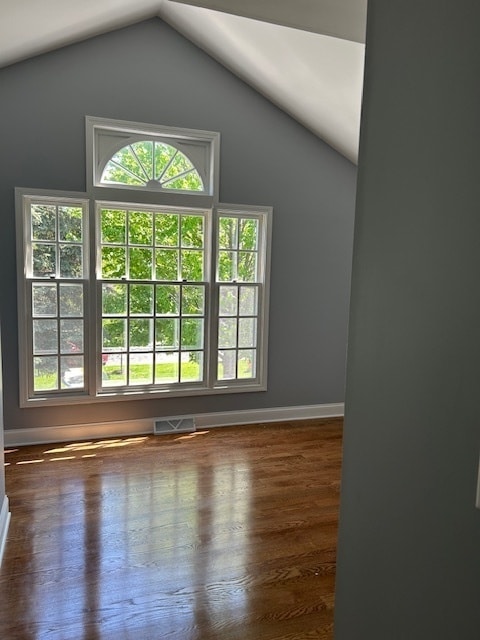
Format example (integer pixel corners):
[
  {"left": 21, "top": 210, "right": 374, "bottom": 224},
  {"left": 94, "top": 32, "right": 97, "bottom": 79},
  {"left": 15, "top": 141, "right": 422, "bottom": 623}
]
[
  {"left": 31, "top": 204, "right": 83, "bottom": 277},
  {"left": 99, "top": 208, "right": 206, "bottom": 367},
  {"left": 101, "top": 141, "right": 204, "bottom": 191}
]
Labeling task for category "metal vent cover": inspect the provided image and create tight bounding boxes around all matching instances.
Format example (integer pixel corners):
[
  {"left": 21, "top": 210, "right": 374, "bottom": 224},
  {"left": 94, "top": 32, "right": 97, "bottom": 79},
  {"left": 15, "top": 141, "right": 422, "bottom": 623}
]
[{"left": 153, "top": 415, "right": 196, "bottom": 435}]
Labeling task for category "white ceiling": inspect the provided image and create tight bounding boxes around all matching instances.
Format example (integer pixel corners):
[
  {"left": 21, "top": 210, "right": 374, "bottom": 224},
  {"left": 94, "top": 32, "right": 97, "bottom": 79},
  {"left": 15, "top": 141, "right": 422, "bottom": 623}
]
[{"left": 0, "top": 0, "right": 366, "bottom": 163}]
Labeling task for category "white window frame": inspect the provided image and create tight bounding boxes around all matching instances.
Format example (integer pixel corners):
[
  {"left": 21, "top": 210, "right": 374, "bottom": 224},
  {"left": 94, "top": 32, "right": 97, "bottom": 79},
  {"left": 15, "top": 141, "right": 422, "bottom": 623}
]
[
  {"left": 86, "top": 116, "right": 220, "bottom": 202},
  {"left": 16, "top": 118, "right": 272, "bottom": 406}
]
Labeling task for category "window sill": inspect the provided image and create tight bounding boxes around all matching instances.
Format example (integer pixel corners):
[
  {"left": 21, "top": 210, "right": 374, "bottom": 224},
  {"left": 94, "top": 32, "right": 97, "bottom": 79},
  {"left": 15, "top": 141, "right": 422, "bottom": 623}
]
[{"left": 21, "top": 381, "right": 267, "bottom": 408}]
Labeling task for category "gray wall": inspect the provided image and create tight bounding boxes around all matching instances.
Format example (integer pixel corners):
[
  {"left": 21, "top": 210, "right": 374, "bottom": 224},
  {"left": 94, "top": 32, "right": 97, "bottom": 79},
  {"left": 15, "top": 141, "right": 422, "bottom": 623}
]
[
  {"left": 335, "top": 1, "right": 480, "bottom": 638},
  {"left": 0, "top": 18, "right": 356, "bottom": 431}
]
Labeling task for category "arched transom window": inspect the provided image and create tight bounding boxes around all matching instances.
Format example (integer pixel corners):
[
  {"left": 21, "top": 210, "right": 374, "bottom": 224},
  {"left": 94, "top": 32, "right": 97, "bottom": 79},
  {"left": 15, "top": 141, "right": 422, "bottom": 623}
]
[{"left": 101, "top": 141, "right": 204, "bottom": 192}]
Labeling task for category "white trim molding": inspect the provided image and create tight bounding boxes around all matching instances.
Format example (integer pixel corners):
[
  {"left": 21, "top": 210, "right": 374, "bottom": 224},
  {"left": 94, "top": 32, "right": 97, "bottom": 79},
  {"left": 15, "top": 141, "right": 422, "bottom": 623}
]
[
  {"left": 4, "top": 403, "right": 344, "bottom": 447},
  {"left": 195, "top": 402, "right": 344, "bottom": 428},
  {"left": 0, "top": 496, "right": 11, "bottom": 567}
]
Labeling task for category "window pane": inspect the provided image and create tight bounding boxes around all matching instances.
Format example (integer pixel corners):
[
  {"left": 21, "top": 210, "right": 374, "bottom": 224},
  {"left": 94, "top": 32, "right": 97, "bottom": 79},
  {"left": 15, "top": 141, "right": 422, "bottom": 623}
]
[
  {"left": 31, "top": 205, "right": 56, "bottom": 240},
  {"left": 101, "top": 209, "right": 126, "bottom": 244},
  {"left": 238, "top": 252, "right": 257, "bottom": 282},
  {"left": 61, "top": 356, "right": 84, "bottom": 389},
  {"left": 33, "top": 356, "right": 58, "bottom": 391},
  {"left": 239, "top": 219, "right": 258, "bottom": 250},
  {"left": 102, "top": 319, "right": 127, "bottom": 350},
  {"left": 238, "top": 349, "right": 256, "bottom": 379},
  {"left": 181, "top": 250, "right": 203, "bottom": 281},
  {"left": 129, "top": 211, "right": 153, "bottom": 246},
  {"left": 102, "top": 161, "right": 144, "bottom": 186},
  {"left": 129, "top": 319, "right": 152, "bottom": 349},
  {"left": 129, "top": 353, "right": 153, "bottom": 386},
  {"left": 59, "top": 207, "right": 83, "bottom": 242},
  {"left": 163, "top": 151, "right": 194, "bottom": 181},
  {"left": 218, "top": 251, "right": 234, "bottom": 282},
  {"left": 60, "top": 244, "right": 83, "bottom": 278},
  {"left": 103, "top": 353, "right": 127, "bottom": 387},
  {"left": 131, "top": 141, "right": 154, "bottom": 180},
  {"left": 156, "top": 249, "right": 178, "bottom": 280},
  {"left": 154, "top": 144, "right": 177, "bottom": 181},
  {"left": 155, "top": 318, "right": 179, "bottom": 350},
  {"left": 219, "top": 286, "right": 238, "bottom": 316},
  {"left": 33, "top": 244, "right": 56, "bottom": 277},
  {"left": 130, "top": 284, "right": 153, "bottom": 315},
  {"left": 155, "top": 213, "right": 178, "bottom": 246},
  {"left": 155, "top": 142, "right": 176, "bottom": 180},
  {"left": 155, "top": 352, "right": 179, "bottom": 384},
  {"left": 155, "top": 285, "right": 179, "bottom": 315},
  {"left": 33, "top": 319, "right": 58, "bottom": 354},
  {"left": 182, "top": 286, "right": 204, "bottom": 315},
  {"left": 102, "top": 283, "right": 127, "bottom": 315},
  {"left": 181, "top": 352, "right": 203, "bottom": 382},
  {"left": 129, "top": 247, "right": 153, "bottom": 280},
  {"left": 181, "top": 318, "right": 204, "bottom": 350},
  {"left": 33, "top": 283, "right": 57, "bottom": 317},
  {"left": 60, "top": 284, "right": 83, "bottom": 317},
  {"left": 110, "top": 146, "right": 146, "bottom": 183},
  {"left": 218, "top": 318, "right": 237, "bottom": 349},
  {"left": 238, "top": 318, "right": 256, "bottom": 348},
  {"left": 60, "top": 319, "right": 83, "bottom": 354},
  {"left": 102, "top": 247, "right": 126, "bottom": 278},
  {"left": 239, "top": 286, "right": 257, "bottom": 316},
  {"left": 218, "top": 351, "right": 236, "bottom": 380},
  {"left": 163, "top": 171, "right": 203, "bottom": 192},
  {"left": 181, "top": 215, "right": 204, "bottom": 248},
  {"left": 218, "top": 217, "right": 237, "bottom": 249}
]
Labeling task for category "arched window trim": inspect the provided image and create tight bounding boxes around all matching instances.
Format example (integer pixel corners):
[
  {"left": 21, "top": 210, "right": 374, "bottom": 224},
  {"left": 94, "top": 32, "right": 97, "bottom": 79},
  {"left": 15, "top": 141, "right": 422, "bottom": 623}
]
[{"left": 86, "top": 116, "right": 220, "bottom": 199}]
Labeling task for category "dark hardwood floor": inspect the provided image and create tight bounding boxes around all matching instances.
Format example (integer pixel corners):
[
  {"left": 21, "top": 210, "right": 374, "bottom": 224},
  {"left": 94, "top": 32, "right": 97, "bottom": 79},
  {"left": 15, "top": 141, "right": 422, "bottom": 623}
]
[{"left": 0, "top": 418, "right": 342, "bottom": 639}]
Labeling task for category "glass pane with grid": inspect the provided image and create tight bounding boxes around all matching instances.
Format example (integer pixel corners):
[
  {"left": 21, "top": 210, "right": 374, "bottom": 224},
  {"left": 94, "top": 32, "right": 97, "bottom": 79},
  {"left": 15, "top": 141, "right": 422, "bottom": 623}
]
[
  {"left": 100, "top": 208, "right": 205, "bottom": 282},
  {"left": 217, "top": 216, "right": 259, "bottom": 283},
  {"left": 31, "top": 282, "right": 85, "bottom": 391},
  {"left": 216, "top": 212, "right": 262, "bottom": 382},
  {"left": 30, "top": 203, "right": 85, "bottom": 279},
  {"left": 99, "top": 206, "right": 207, "bottom": 388},
  {"left": 217, "top": 284, "right": 259, "bottom": 381},
  {"left": 101, "top": 282, "right": 206, "bottom": 388},
  {"left": 27, "top": 198, "right": 87, "bottom": 394}
]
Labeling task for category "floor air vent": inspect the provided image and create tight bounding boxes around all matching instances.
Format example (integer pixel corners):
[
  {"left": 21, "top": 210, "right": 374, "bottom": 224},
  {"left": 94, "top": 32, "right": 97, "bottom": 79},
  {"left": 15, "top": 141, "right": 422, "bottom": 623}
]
[{"left": 153, "top": 416, "right": 196, "bottom": 435}]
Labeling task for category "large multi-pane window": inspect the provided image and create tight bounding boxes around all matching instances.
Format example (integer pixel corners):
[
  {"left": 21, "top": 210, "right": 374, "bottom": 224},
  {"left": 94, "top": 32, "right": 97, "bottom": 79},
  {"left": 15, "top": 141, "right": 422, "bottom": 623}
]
[
  {"left": 16, "top": 119, "right": 271, "bottom": 405},
  {"left": 98, "top": 205, "right": 208, "bottom": 389}
]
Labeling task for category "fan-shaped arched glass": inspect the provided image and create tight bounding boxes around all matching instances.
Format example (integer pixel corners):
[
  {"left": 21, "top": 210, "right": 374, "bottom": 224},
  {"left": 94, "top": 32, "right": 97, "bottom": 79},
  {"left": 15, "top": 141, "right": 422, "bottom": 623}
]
[{"left": 101, "top": 141, "right": 204, "bottom": 192}]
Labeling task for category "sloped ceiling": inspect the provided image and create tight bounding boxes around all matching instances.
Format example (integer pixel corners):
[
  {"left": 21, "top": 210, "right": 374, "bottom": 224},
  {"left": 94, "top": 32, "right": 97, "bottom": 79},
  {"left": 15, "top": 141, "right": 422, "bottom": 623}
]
[{"left": 0, "top": 0, "right": 366, "bottom": 163}]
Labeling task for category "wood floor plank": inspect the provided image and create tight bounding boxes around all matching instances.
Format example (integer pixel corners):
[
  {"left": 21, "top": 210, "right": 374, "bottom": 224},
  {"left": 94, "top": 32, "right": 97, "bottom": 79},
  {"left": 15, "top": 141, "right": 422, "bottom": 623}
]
[{"left": 1, "top": 419, "right": 342, "bottom": 639}]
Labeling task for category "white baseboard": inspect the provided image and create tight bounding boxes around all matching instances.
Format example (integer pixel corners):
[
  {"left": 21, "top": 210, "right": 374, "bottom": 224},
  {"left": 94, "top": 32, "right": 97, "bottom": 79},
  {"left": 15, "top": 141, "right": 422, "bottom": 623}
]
[
  {"left": 195, "top": 403, "right": 344, "bottom": 428},
  {"left": 0, "top": 496, "right": 11, "bottom": 567},
  {"left": 4, "top": 403, "right": 344, "bottom": 447}
]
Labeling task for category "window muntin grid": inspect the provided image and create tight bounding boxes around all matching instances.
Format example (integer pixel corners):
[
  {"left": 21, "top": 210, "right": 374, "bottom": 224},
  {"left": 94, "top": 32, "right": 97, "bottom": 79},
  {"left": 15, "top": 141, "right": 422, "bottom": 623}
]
[
  {"left": 217, "top": 284, "right": 259, "bottom": 381},
  {"left": 99, "top": 206, "right": 206, "bottom": 282},
  {"left": 28, "top": 202, "right": 86, "bottom": 279},
  {"left": 100, "top": 282, "right": 206, "bottom": 388},
  {"left": 31, "top": 281, "right": 86, "bottom": 392},
  {"left": 24, "top": 197, "right": 88, "bottom": 395},
  {"left": 98, "top": 205, "right": 208, "bottom": 389},
  {"left": 216, "top": 213, "right": 264, "bottom": 383}
]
